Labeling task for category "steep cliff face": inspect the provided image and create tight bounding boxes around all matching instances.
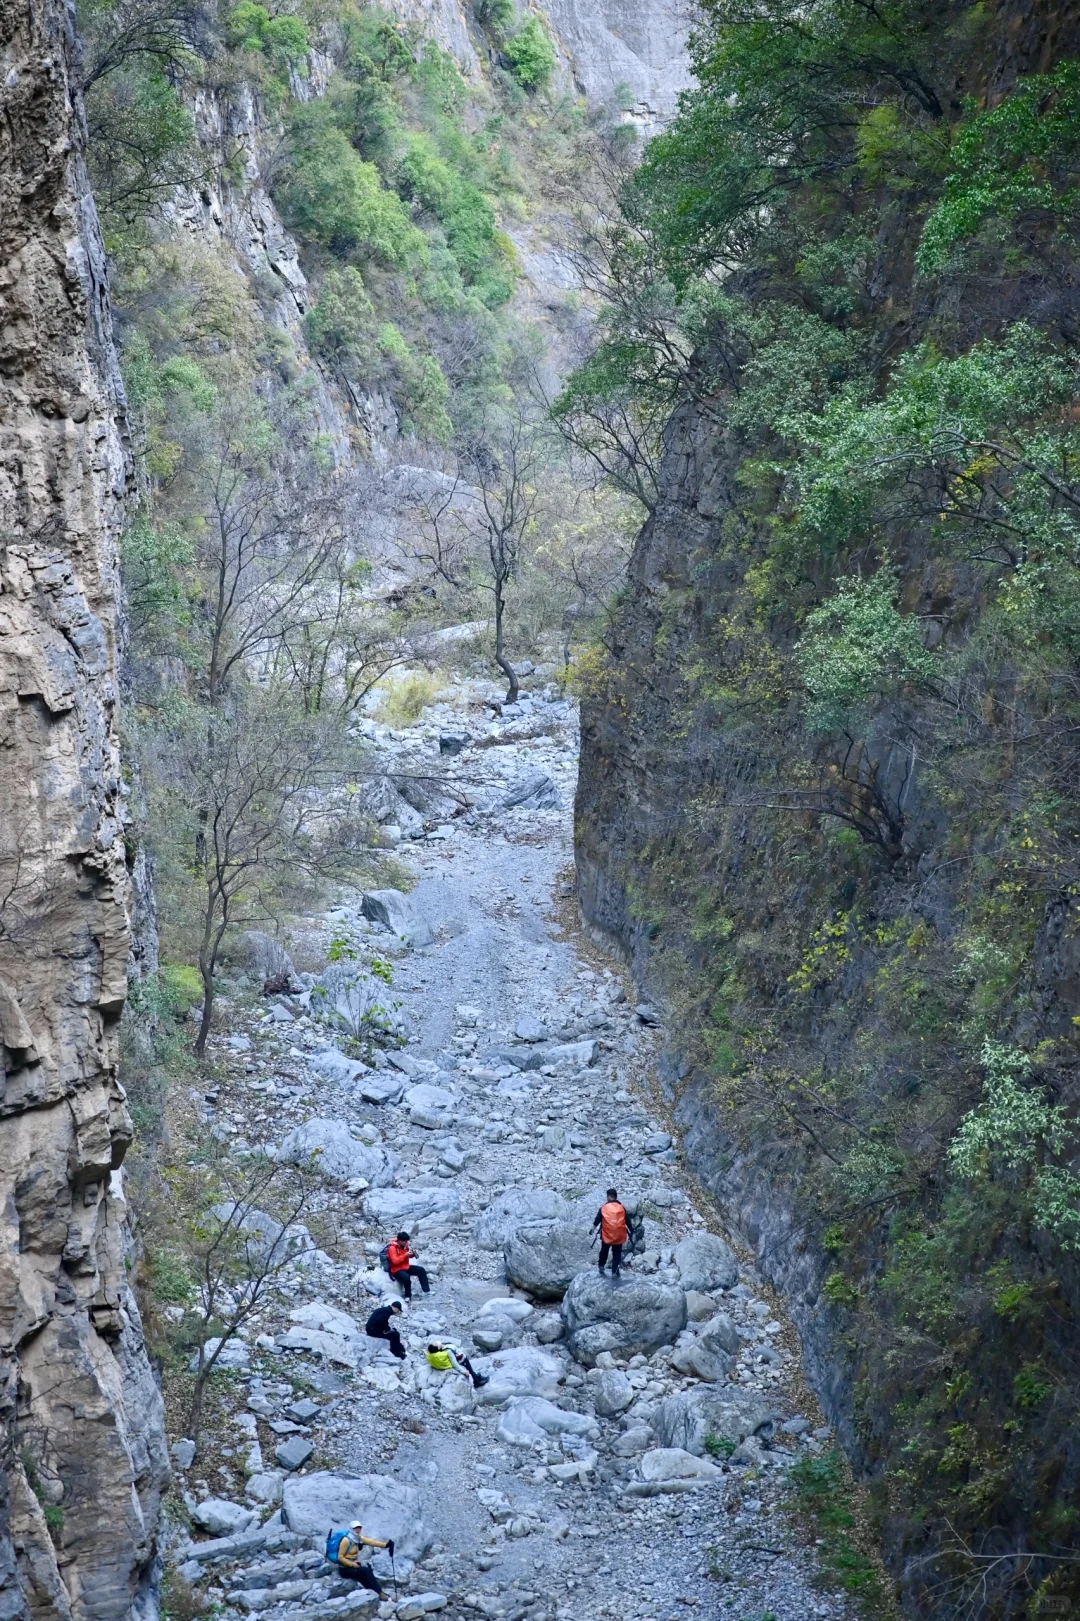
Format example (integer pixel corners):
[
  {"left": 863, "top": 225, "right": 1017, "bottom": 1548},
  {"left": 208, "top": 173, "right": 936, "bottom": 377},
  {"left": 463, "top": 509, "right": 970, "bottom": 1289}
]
[
  {"left": 0, "top": 3, "right": 168, "bottom": 1616},
  {"left": 538, "top": 0, "right": 690, "bottom": 125}
]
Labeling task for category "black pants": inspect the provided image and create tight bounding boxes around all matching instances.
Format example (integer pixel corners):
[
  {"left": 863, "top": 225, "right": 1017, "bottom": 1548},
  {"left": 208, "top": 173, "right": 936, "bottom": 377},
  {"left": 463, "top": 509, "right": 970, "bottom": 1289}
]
[
  {"left": 367, "top": 1323, "right": 405, "bottom": 1359},
  {"left": 339, "top": 1564, "right": 382, "bottom": 1596},
  {"left": 392, "top": 1264, "right": 429, "bottom": 1299},
  {"left": 598, "top": 1242, "right": 623, "bottom": 1275}
]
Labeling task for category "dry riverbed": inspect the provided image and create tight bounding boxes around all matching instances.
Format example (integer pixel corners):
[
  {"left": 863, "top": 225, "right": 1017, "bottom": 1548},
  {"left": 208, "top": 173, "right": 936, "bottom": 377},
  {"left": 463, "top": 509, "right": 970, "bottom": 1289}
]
[{"left": 166, "top": 676, "right": 855, "bottom": 1621}]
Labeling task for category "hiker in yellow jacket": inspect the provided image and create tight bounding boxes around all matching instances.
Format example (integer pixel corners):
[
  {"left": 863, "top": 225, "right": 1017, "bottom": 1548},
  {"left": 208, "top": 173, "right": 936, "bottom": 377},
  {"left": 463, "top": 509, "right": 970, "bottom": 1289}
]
[{"left": 426, "top": 1339, "right": 489, "bottom": 1390}]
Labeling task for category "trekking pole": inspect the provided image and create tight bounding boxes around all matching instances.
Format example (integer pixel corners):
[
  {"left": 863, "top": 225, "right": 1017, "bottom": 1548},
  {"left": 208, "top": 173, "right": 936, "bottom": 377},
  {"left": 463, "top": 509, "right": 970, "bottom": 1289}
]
[{"left": 390, "top": 1550, "right": 398, "bottom": 1599}]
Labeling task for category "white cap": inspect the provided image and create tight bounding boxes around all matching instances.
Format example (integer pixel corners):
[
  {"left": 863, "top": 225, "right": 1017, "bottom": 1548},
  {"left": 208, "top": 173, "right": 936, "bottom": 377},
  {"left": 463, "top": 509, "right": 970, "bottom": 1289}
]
[{"left": 350, "top": 1520, "right": 362, "bottom": 1530}]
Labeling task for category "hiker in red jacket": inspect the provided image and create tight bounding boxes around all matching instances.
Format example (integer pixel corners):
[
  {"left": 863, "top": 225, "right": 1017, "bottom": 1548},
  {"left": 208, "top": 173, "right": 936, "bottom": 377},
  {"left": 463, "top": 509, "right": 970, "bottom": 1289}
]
[
  {"left": 592, "top": 1188, "right": 633, "bottom": 1279},
  {"left": 386, "top": 1231, "right": 430, "bottom": 1299}
]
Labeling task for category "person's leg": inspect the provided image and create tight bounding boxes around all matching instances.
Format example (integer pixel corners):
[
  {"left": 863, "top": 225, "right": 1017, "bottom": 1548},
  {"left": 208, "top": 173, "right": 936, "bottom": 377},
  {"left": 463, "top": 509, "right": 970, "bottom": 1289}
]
[
  {"left": 388, "top": 1327, "right": 406, "bottom": 1359},
  {"left": 598, "top": 1242, "right": 610, "bottom": 1273},
  {"left": 411, "top": 1264, "right": 430, "bottom": 1294},
  {"left": 394, "top": 1269, "right": 413, "bottom": 1299},
  {"left": 356, "top": 1567, "right": 382, "bottom": 1596},
  {"left": 611, "top": 1243, "right": 624, "bottom": 1276}
]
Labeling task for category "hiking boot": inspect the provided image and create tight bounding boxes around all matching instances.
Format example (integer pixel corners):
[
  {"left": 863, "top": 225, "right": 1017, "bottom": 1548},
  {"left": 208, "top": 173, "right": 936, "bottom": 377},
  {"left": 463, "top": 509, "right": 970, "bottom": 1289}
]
[{"left": 473, "top": 1373, "right": 490, "bottom": 1388}]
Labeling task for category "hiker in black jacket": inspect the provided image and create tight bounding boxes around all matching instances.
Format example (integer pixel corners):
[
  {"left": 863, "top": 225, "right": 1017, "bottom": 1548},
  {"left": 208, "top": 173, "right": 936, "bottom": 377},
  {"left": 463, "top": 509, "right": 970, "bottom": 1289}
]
[{"left": 366, "top": 1300, "right": 406, "bottom": 1359}]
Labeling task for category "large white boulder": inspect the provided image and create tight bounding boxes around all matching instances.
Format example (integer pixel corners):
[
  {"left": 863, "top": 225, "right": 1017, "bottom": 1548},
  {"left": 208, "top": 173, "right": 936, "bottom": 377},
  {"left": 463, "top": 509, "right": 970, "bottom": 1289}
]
[
  {"left": 561, "top": 1272, "right": 687, "bottom": 1365},
  {"left": 496, "top": 1397, "right": 599, "bottom": 1446},
  {"left": 503, "top": 1222, "right": 594, "bottom": 1300},
  {"left": 472, "top": 1188, "right": 569, "bottom": 1250},
  {"left": 282, "top": 1472, "right": 431, "bottom": 1576},
  {"left": 471, "top": 1346, "right": 564, "bottom": 1404},
  {"left": 278, "top": 1119, "right": 396, "bottom": 1186}
]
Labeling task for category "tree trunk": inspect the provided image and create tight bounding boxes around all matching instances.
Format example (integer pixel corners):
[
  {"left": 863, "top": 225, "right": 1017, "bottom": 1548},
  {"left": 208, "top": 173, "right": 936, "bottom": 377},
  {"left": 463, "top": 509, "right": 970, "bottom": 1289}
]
[
  {"left": 494, "top": 578, "right": 518, "bottom": 703},
  {"left": 194, "top": 957, "right": 215, "bottom": 1057}
]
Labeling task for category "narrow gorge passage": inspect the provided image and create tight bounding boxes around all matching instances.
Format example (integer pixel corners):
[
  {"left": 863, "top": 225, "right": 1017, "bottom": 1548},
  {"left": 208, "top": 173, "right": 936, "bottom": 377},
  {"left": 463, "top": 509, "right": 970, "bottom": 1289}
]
[{"left": 173, "top": 685, "right": 851, "bottom": 1621}]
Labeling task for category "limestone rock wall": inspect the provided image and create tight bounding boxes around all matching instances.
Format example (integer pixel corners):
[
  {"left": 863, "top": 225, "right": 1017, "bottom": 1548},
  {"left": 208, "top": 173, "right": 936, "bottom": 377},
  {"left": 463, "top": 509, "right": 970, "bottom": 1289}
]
[{"left": 0, "top": 2, "right": 169, "bottom": 1617}]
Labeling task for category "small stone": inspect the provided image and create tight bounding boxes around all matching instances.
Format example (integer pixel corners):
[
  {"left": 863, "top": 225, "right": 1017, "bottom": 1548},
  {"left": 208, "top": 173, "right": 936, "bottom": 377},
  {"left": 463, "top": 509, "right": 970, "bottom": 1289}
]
[
  {"left": 633, "top": 1005, "right": 661, "bottom": 1025},
  {"left": 642, "top": 1132, "right": 672, "bottom": 1154},
  {"left": 782, "top": 1416, "right": 810, "bottom": 1436},
  {"left": 190, "top": 1498, "right": 257, "bottom": 1536},
  {"left": 286, "top": 1398, "right": 320, "bottom": 1423},
  {"left": 171, "top": 1439, "right": 196, "bottom": 1470},
  {"left": 275, "top": 1436, "right": 314, "bottom": 1471}
]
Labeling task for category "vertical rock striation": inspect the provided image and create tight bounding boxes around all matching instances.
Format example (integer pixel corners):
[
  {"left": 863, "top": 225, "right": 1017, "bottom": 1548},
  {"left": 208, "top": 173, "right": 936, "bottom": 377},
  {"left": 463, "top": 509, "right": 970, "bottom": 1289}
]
[{"left": 0, "top": 2, "right": 168, "bottom": 1618}]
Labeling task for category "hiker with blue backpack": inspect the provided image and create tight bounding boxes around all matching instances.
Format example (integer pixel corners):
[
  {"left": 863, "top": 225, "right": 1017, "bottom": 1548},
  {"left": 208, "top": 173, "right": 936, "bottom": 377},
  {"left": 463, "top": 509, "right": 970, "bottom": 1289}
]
[{"left": 326, "top": 1522, "right": 394, "bottom": 1597}]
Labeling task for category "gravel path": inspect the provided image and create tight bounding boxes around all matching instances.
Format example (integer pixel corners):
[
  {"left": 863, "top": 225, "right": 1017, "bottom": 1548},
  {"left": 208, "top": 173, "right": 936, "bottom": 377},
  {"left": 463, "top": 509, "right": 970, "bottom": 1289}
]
[{"left": 173, "top": 678, "right": 853, "bottom": 1621}]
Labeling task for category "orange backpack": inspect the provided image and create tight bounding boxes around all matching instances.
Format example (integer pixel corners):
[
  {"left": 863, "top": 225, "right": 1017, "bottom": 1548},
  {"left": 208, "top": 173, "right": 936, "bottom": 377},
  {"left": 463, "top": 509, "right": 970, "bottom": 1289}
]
[{"left": 600, "top": 1201, "right": 627, "bottom": 1244}]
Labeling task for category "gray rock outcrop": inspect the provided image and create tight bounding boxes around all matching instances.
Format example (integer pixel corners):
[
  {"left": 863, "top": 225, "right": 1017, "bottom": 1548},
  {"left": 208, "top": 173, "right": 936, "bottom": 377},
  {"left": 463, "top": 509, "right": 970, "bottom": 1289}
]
[
  {"left": 503, "top": 1222, "right": 595, "bottom": 1299},
  {"left": 277, "top": 1118, "right": 397, "bottom": 1186},
  {"left": 560, "top": 1273, "right": 687, "bottom": 1364},
  {"left": 651, "top": 1388, "right": 779, "bottom": 1457},
  {"left": 0, "top": 2, "right": 168, "bottom": 1614},
  {"left": 673, "top": 1232, "right": 738, "bottom": 1293}
]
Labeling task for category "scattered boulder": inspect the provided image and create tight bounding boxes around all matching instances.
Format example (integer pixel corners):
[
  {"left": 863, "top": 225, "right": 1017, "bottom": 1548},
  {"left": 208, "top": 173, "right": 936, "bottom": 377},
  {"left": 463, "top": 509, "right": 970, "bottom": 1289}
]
[
  {"left": 191, "top": 1498, "right": 257, "bottom": 1537},
  {"left": 669, "top": 1312, "right": 741, "bottom": 1382},
  {"left": 171, "top": 1439, "right": 196, "bottom": 1469},
  {"left": 358, "top": 1073, "right": 406, "bottom": 1106},
  {"left": 651, "top": 1387, "right": 779, "bottom": 1457},
  {"left": 472, "top": 1188, "right": 568, "bottom": 1250},
  {"left": 591, "top": 1369, "right": 634, "bottom": 1418},
  {"left": 439, "top": 733, "right": 468, "bottom": 755},
  {"left": 244, "top": 1472, "right": 283, "bottom": 1506},
  {"left": 561, "top": 1272, "right": 687, "bottom": 1365},
  {"left": 613, "top": 1427, "right": 654, "bottom": 1457},
  {"left": 275, "top": 1437, "right": 313, "bottom": 1471},
  {"left": 500, "top": 772, "right": 560, "bottom": 810},
  {"left": 310, "top": 1048, "right": 367, "bottom": 1086},
  {"left": 639, "top": 1448, "right": 723, "bottom": 1484},
  {"left": 503, "top": 1222, "right": 594, "bottom": 1300},
  {"left": 673, "top": 1232, "right": 738, "bottom": 1294},
  {"left": 361, "top": 889, "right": 435, "bottom": 948},
  {"left": 282, "top": 1472, "right": 431, "bottom": 1576},
  {"left": 313, "top": 961, "right": 403, "bottom": 1041},
  {"left": 277, "top": 1119, "right": 396, "bottom": 1186},
  {"left": 479, "top": 1297, "right": 534, "bottom": 1324},
  {"left": 496, "top": 1398, "right": 599, "bottom": 1446},
  {"left": 472, "top": 1346, "right": 564, "bottom": 1403},
  {"left": 513, "top": 1016, "right": 548, "bottom": 1043},
  {"left": 533, "top": 1313, "right": 565, "bottom": 1344},
  {"left": 364, "top": 1186, "right": 462, "bottom": 1231},
  {"left": 685, "top": 1290, "right": 717, "bottom": 1322}
]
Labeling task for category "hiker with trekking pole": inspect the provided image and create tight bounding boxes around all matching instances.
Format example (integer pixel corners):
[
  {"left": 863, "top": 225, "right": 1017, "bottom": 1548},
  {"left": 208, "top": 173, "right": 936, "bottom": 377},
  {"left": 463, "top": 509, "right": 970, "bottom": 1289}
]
[{"left": 592, "top": 1188, "right": 634, "bottom": 1279}]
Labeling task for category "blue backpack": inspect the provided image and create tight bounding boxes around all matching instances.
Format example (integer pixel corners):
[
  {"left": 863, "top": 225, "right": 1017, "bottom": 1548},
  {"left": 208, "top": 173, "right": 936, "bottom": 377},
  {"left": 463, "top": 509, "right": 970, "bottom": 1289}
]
[{"left": 325, "top": 1528, "right": 347, "bottom": 1563}]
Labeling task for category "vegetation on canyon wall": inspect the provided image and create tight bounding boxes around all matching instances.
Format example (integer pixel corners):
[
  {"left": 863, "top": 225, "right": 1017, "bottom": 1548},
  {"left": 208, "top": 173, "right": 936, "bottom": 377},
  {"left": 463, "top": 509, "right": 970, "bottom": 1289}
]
[{"left": 565, "top": 1, "right": 1080, "bottom": 1613}]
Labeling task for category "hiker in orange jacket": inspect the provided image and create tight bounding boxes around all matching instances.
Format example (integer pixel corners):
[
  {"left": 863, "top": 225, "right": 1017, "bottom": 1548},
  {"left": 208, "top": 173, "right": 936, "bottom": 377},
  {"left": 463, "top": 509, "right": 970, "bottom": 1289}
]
[
  {"left": 386, "top": 1231, "right": 430, "bottom": 1300},
  {"left": 592, "top": 1188, "right": 633, "bottom": 1279}
]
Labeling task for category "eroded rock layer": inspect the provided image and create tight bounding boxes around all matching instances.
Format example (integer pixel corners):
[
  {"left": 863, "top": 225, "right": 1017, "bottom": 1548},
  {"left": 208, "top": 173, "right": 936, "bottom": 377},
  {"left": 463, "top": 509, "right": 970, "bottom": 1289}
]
[{"left": 0, "top": 2, "right": 168, "bottom": 1616}]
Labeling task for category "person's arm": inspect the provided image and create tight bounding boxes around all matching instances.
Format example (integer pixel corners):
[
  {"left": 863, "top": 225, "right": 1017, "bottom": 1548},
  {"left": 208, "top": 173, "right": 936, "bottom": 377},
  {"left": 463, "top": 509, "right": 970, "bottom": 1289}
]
[
  {"left": 624, "top": 1206, "right": 634, "bottom": 1239},
  {"left": 592, "top": 1209, "right": 601, "bottom": 1230},
  {"left": 359, "top": 1534, "right": 389, "bottom": 1550}
]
